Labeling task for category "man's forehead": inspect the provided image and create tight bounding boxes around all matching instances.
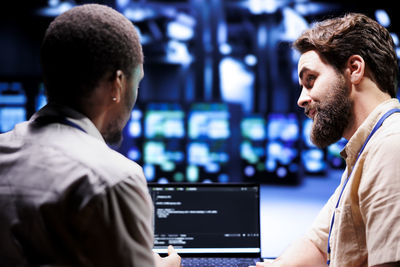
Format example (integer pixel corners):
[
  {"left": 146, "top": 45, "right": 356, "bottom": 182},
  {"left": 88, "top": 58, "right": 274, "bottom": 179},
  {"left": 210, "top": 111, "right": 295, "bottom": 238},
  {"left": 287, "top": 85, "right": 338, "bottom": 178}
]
[{"left": 298, "top": 51, "right": 324, "bottom": 76}]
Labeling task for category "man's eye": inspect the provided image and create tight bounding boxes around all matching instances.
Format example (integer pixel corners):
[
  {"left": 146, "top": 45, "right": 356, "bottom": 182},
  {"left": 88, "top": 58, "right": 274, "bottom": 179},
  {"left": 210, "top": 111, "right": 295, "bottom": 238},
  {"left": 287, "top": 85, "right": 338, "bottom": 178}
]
[
  {"left": 307, "top": 75, "right": 316, "bottom": 83},
  {"left": 305, "top": 75, "right": 316, "bottom": 88}
]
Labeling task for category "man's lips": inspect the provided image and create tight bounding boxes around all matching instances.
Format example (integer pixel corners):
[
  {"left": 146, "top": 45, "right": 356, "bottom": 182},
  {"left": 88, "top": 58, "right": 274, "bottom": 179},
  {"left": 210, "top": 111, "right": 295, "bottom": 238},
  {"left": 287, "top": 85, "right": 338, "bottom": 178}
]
[{"left": 305, "top": 108, "right": 316, "bottom": 120}]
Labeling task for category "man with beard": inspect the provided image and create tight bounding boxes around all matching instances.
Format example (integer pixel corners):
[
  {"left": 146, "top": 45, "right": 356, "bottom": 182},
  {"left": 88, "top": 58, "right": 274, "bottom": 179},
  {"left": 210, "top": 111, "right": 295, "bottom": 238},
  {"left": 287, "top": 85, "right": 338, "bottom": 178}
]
[
  {"left": 0, "top": 4, "right": 180, "bottom": 267},
  {"left": 255, "top": 13, "right": 400, "bottom": 267}
]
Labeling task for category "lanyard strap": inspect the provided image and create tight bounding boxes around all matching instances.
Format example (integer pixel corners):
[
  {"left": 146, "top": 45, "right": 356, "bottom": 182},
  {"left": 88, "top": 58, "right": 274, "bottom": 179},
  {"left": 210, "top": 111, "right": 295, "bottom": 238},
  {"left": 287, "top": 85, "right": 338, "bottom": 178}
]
[
  {"left": 59, "top": 117, "right": 87, "bottom": 133},
  {"left": 326, "top": 108, "right": 400, "bottom": 265},
  {"left": 34, "top": 115, "right": 87, "bottom": 133}
]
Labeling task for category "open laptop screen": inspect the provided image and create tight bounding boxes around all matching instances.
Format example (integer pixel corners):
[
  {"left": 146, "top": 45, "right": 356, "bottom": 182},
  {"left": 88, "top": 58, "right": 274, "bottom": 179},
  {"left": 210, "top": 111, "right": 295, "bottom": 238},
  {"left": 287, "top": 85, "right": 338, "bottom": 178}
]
[{"left": 148, "top": 183, "right": 260, "bottom": 255}]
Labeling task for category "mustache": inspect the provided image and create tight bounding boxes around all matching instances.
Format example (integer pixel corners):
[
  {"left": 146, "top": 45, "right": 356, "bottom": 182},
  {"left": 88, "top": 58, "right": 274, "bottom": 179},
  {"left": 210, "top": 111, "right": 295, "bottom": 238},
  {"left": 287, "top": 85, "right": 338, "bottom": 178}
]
[{"left": 304, "top": 103, "right": 318, "bottom": 119}]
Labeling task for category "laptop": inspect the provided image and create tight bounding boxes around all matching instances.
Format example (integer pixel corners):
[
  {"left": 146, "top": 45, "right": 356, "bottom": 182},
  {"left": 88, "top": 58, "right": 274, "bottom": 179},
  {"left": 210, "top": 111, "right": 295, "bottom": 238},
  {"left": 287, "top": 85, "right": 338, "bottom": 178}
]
[{"left": 148, "top": 183, "right": 263, "bottom": 267}]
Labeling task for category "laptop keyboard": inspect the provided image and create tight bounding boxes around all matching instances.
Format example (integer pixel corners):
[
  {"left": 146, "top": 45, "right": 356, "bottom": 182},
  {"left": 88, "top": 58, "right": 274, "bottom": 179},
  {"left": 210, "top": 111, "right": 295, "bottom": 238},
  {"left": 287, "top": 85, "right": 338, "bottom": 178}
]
[{"left": 181, "top": 257, "right": 259, "bottom": 267}]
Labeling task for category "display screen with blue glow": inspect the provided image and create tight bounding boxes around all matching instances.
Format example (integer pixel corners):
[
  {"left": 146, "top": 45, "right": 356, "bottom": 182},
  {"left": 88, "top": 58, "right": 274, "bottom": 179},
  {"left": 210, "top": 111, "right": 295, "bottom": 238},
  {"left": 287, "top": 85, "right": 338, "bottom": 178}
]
[
  {"left": 188, "top": 103, "right": 230, "bottom": 140},
  {"left": 301, "top": 118, "right": 327, "bottom": 174},
  {"left": 127, "top": 109, "right": 143, "bottom": 138},
  {"left": 186, "top": 141, "right": 230, "bottom": 183},
  {"left": 302, "top": 118, "right": 314, "bottom": 147},
  {"left": 143, "top": 140, "right": 186, "bottom": 183},
  {"left": 117, "top": 107, "right": 144, "bottom": 164},
  {"left": 145, "top": 103, "right": 185, "bottom": 139},
  {"left": 327, "top": 138, "right": 347, "bottom": 169},
  {"left": 35, "top": 84, "right": 47, "bottom": 111},
  {"left": 186, "top": 103, "right": 231, "bottom": 183},
  {"left": 142, "top": 103, "right": 186, "bottom": 183},
  {"left": 0, "top": 82, "right": 27, "bottom": 133},
  {"left": 241, "top": 115, "right": 267, "bottom": 179},
  {"left": 241, "top": 116, "right": 266, "bottom": 141},
  {"left": 267, "top": 113, "right": 299, "bottom": 142},
  {"left": 263, "top": 113, "right": 300, "bottom": 183},
  {"left": 0, "top": 107, "right": 26, "bottom": 133}
]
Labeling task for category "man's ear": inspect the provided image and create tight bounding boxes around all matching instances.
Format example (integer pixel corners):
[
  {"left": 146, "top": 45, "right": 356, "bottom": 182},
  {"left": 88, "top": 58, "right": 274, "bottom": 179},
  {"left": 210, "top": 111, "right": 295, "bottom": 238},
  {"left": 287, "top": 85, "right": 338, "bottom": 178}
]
[
  {"left": 347, "top": 55, "right": 365, "bottom": 85},
  {"left": 111, "top": 70, "right": 124, "bottom": 103}
]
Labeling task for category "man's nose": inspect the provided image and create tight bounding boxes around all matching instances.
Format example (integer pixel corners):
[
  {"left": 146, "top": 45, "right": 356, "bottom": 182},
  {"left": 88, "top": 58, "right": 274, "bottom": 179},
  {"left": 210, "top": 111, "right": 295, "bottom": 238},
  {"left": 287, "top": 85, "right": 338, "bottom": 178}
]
[{"left": 297, "top": 87, "right": 311, "bottom": 108}]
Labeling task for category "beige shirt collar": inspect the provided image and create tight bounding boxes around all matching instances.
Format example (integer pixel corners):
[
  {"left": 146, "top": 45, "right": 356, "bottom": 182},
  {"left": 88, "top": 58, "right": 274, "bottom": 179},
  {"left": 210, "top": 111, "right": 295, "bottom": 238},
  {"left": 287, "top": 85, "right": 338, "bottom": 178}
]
[{"left": 341, "top": 98, "right": 400, "bottom": 167}]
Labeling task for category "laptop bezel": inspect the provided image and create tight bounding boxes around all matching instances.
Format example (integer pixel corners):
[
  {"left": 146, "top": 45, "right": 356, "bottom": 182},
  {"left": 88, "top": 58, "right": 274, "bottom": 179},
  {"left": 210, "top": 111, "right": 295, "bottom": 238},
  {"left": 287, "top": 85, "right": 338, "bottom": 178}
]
[{"left": 147, "top": 182, "right": 261, "bottom": 259}]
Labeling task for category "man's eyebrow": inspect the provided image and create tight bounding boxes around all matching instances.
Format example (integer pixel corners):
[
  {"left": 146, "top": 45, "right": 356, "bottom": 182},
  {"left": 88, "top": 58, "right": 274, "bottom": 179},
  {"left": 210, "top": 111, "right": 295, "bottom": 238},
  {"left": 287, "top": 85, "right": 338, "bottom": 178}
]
[
  {"left": 299, "top": 67, "right": 308, "bottom": 80},
  {"left": 298, "top": 67, "right": 311, "bottom": 80}
]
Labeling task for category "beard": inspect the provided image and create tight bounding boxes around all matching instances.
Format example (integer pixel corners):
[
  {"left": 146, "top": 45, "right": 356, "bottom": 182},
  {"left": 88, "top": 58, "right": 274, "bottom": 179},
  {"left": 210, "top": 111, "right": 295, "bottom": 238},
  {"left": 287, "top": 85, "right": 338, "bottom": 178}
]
[
  {"left": 308, "top": 74, "right": 353, "bottom": 148},
  {"left": 103, "top": 123, "right": 124, "bottom": 148}
]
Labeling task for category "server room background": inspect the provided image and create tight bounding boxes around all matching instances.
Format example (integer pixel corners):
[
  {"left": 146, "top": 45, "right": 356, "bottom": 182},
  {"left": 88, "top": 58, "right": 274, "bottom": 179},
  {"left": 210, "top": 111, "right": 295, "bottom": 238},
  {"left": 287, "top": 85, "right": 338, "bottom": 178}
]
[{"left": 1, "top": 0, "right": 399, "bottom": 258}]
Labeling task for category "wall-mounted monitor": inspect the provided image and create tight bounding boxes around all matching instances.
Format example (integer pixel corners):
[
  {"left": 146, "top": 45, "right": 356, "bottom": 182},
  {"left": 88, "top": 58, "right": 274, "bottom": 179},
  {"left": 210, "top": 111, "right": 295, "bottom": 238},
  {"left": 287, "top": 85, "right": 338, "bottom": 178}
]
[
  {"left": 188, "top": 103, "right": 230, "bottom": 140},
  {"left": 0, "top": 82, "right": 27, "bottom": 133},
  {"left": 301, "top": 118, "right": 327, "bottom": 174},
  {"left": 264, "top": 113, "right": 300, "bottom": 184},
  {"left": 142, "top": 103, "right": 186, "bottom": 183},
  {"left": 240, "top": 115, "right": 267, "bottom": 180},
  {"left": 187, "top": 103, "right": 232, "bottom": 183},
  {"left": 145, "top": 103, "right": 185, "bottom": 139}
]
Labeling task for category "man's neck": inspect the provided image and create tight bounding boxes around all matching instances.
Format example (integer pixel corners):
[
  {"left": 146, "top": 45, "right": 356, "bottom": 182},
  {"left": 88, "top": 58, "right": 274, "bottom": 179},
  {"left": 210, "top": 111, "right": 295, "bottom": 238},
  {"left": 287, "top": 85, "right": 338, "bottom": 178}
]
[{"left": 343, "top": 79, "right": 392, "bottom": 140}]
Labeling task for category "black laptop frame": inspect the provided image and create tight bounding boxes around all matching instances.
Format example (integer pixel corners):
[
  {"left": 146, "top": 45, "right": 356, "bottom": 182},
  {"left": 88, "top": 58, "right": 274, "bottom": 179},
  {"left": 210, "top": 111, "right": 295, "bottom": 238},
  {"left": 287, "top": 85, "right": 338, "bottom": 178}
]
[{"left": 148, "top": 182, "right": 261, "bottom": 259}]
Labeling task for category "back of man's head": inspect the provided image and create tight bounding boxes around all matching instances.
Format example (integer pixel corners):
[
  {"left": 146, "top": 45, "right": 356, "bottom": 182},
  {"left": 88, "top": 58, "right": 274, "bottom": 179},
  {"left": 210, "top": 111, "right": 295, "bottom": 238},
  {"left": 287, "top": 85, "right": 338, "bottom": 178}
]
[{"left": 41, "top": 4, "right": 143, "bottom": 107}]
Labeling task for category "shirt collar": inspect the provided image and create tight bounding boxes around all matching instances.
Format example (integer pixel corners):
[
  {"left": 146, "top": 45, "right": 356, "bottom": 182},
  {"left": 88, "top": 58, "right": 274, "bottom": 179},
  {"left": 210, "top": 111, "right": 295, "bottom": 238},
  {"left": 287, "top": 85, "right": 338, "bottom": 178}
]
[
  {"left": 341, "top": 98, "right": 400, "bottom": 165},
  {"left": 31, "top": 103, "right": 105, "bottom": 142}
]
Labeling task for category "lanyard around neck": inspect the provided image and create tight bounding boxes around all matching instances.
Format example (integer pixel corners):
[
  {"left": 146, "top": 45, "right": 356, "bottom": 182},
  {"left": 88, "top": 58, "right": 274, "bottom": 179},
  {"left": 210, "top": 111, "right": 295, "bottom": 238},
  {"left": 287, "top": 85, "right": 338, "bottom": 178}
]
[
  {"left": 59, "top": 117, "right": 87, "bottom": 133},
  {"left": 34, "top": 115, "right": 87, "bottom": 134},
  {"left": 326, "top": 108, "right": 400, "bottom": 265}
]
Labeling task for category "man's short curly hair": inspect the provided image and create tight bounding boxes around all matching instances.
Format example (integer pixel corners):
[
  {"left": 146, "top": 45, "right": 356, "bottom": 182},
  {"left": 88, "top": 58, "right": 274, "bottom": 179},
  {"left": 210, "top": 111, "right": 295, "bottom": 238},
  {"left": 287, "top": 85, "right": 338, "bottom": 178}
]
[{"left": 41, "top": 4, "right": 143, "bottom": 105}]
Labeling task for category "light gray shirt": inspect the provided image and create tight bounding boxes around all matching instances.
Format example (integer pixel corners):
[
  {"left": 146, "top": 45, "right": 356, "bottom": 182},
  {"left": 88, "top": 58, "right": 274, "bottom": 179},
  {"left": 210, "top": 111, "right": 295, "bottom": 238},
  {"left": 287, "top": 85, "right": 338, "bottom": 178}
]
[{"left": 0, "top": 104, "right": 155, "bottom": 266}]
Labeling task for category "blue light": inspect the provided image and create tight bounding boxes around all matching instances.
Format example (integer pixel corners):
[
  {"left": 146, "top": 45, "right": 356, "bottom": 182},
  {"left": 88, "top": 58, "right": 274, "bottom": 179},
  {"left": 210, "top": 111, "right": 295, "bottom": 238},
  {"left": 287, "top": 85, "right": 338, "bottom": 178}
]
[
  {"left": 244, "top": 165, "right": 256, "bottom": 177},
  {"left": 0, "top": 107, "right": 26, "bottom": 133},
  {"left": 219, "top": 43, "right": 232, "bottom": 55},
  {"left": 391, "top": 33, "right": 399, "bottom": 46},
  {"left": 266, "top": 159, "right": 277, "bottom": 171},
  {"left": 166, "top": 40, "right": 192, "bottom": 65},
  {"left": 241, "top": 117, "right": 266, "bottom": 140},
  {"left": 123, "top": 7, "right": 155, "bottom": 22},
  {"left": 267, "top": 114, "right": 299, "bottom": 141},
  {"left": 145, "top": 108, "right": 185, "bottom": 138},
  {"left": 301, "top": 149, "right": 326, "bottom": 173},
  {"left": 188, "top": 104, "right": 230, "bottom": 139},
  {"left": 144, "top": 141, "right": 165, "bottom": 164},
  {"left": 36, "top": 85, "right": 47, "bottom": 111},
  {"left": 244, "top": 54, "right": 257, "bottom": 66},
  {"left": 281, "top": 7, "right": 309, "bottom": 42},
  {"left": 158, "top": 177, "right": 169, "bottom": 184},
  {"left": 127, "top": 147, "right": 141, "bottom": 161},
  {"left": 116, "top": 0, "right": 130, "bottom": 9},
  {"left": 248, "top": 0, "right": 279, "bottom": 14},
  {"left": 128, "top": 121, "right": 141, "bottom": 137},
  {"left": 38, "top": 1, "right": 74, "bottom": 17},
  {"left": 186, "top": 165, "right": 199, "bottom": 182},
  {"left": 375, "top": 9, "right": 390, "bottom": 27},
  {"left": 218, "top": 174, "right": 229, "bottom": 183},
  {"left": 188, "top": 142, "right": 209, "bottom": 165},
  {"left": 205, "top": 162, "right": 220, "bottom": 173},
  {"left": 276, "top": 167, "right": 287, "bottom": 178},
  {"left": 143, "top": 164, "right": 155, "bottom": 181},
  {"left": 302, "top": 119, "right": 314, "bottom": 147},
  {"left": 220, "top": 57, "right": 254, "bottom": 112},
  {"left": 167, "top": 21, "right": 194, "bottom": 41},
  {"left": 131, "top": 109, "right": 142, "bottom": 120}
]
